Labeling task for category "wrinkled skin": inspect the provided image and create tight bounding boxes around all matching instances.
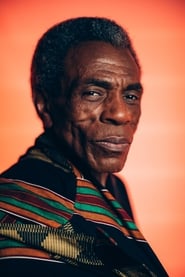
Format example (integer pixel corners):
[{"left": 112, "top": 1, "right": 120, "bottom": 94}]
[{"left": 36, "top": 41, "right": 143, "bottom": 185}]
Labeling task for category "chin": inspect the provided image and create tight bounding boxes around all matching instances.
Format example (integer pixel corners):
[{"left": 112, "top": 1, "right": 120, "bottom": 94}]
[
  {"left": 97, "top": 159, "right": 126, "bottom": 174},
  {"left": 110, "top": 165, "right": 125, "bottom": 173}
]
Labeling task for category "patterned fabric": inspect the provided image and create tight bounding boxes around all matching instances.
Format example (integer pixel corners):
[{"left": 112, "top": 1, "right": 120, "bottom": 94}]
[
  {"left": 0, "top": 177, "right": 154, "bottom": 276},
  {"left": 0, "top": 222, "right": 103, "bottom": 266},
  {"left": 75, "top": 169, "right": 145, "bottom": 242},
  {"left": 0, "top": 173, "right": 144, "bottom": 240},
  {"left": 0, "top": 132, "right": 168, "bottom": 276}
]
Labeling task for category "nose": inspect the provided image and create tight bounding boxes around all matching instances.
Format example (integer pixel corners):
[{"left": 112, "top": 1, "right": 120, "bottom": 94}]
[{"left": 100, "top": 94, "right": 131, "bottom": 125}]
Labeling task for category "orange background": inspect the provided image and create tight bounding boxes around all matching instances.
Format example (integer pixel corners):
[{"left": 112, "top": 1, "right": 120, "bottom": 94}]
[{"left": 0, "top": 0, "right": 185, "bottom": 276}]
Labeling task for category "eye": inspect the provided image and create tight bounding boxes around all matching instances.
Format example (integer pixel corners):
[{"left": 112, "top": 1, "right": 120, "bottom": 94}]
[
  {"left": 82, "top": 90, "right": 104, "bottom": 101},
  {"left": 124, "top": 91, "right": 141, "bottom": 104},
  {"left": 84, "top": 90, "right": 99, "bottom": 96}
]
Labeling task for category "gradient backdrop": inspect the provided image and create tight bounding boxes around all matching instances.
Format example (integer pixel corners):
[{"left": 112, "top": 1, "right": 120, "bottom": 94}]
[{"left": 0, "top": 0, "right": 185, "bottom": 276}]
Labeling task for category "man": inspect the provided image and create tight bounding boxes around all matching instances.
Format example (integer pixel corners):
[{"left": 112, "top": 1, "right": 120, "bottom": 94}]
[{"left": 0, "top": 17, "right": 168, "bottom": 276}]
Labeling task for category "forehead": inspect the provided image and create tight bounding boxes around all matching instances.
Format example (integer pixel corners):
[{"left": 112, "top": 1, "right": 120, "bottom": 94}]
[{"left": 64, "top": 41, "right": 140, "bottom": 81}]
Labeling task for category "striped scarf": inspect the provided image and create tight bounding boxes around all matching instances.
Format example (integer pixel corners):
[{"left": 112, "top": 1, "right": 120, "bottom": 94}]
[{"left": 0, "top": 144, "right": 156, "bottom": 276}]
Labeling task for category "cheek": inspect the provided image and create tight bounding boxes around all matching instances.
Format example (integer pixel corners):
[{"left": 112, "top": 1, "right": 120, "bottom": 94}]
[
  {"left": 131, "top": 107, "right": 141, "bottom": 126},
  {"left": 53, "top": 108, "right": 94, "bottom": 149},
  {"left": 50, "top": 99, "right": 99, "bottom": 151},
  {"left": 74, "top": 102, "right": 99, "bottom": 122}
]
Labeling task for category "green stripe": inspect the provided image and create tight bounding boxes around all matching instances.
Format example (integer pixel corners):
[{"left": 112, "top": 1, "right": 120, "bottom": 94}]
[
  {"left": 109, "top": 200, "right": 122, "bottom": 209},
  {"left": 110, "top": 201, "right": 137, "bottom": 229},
  {"left": 0, "top": 196, "right": 68, "bottom": 225},
  {"left": 0, "top": 183, "right": 28, "bottom": 192},
  {"left": 0, "top": 239, "right": 25, "bottom": 249},
  {"left": 75, "top": 201, "right": 137, "bottom": 231},
  {"left": 1, "top": 183, "right": 74, "bottom": 218},
  {"left": 126, "top": 221, "right": 138, "bottom": 230},
  {"left": 75, "top": 202, "right": 123, "bottom": 226},
  {"left": 37, "top": 196, "right": 73, "bottom": 216},
  {"left": 77, "top": 187, "right": 102, "bottom": 197}
]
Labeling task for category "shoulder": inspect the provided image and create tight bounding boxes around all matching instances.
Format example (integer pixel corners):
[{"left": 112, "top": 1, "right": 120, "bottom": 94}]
[{"left": 0, "top": 158, "right": 76, "bottom": 200}]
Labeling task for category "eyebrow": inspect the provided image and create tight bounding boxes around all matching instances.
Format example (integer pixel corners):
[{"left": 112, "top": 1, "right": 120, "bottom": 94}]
[
  {"left": 70, "top": 78, "right": 143, "bottom": 95},
  {"left": 125, "top": 83, "right": 143, "bottom": 92},
  {"left": 84, "top": 78, "right": 113, "bottom": 90},
  {"left": 84, "top": 78, "right": 143, "bottom": 92}
]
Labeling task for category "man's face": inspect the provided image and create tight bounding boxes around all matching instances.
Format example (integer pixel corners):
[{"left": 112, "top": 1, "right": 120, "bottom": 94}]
[{"left": 50, "top": 41, "right": 142, "bottom": 182}]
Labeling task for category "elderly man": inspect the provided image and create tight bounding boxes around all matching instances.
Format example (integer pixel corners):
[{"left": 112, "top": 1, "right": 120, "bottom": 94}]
[{"left": 0, "top": 17, "right": 168, "bottom": 276}]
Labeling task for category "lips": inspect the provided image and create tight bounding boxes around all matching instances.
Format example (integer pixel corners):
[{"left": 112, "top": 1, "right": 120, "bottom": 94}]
[{"left": 91, "top": 136, "right": 131, "bottom": 153}]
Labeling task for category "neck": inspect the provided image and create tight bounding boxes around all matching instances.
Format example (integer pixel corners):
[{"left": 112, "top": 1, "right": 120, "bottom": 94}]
[{"left": 87, "top": 171, "right": 108, "bottom": 187}]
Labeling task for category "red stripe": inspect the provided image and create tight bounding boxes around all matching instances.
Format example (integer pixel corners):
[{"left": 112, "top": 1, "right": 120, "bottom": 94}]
[
  {"left": 1, "top": 189, "right": 73, "bottom": 220},
  {"left": 76, "top": 194, "right": 109, "bottom": 207}
]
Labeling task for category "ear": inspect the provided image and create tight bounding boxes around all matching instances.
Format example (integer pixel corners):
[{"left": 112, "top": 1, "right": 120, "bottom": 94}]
[{"left": 34, "top": 93, "right": 53, "bottom": 129}]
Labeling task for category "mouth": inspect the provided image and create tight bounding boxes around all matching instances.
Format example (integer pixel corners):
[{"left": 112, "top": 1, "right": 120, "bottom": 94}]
[{"left": 91, "top": 136, "right": 131, "bottom": 153}]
